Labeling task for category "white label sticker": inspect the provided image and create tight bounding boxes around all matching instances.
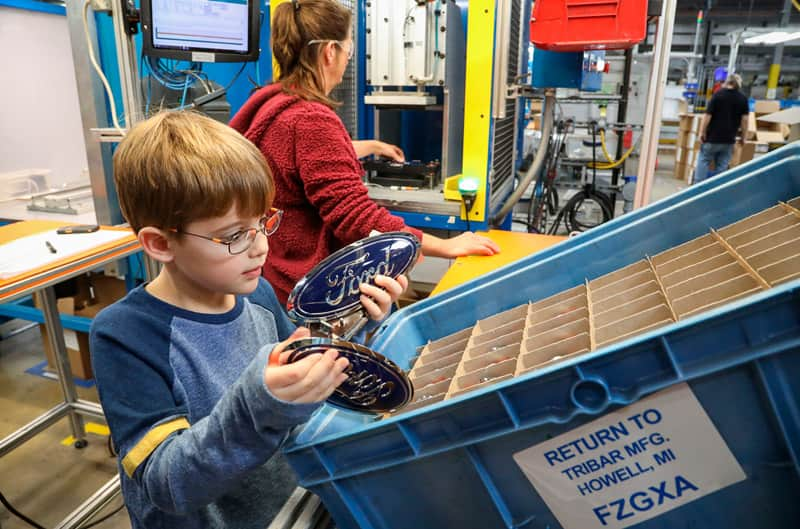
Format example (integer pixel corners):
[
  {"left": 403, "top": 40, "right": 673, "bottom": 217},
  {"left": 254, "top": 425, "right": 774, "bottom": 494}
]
[
  {"left": 191, "top": 51, "right": 216, "bottom": 63},
  {"left": 513, "top": 383, "right": 746, "bottom": 529}
]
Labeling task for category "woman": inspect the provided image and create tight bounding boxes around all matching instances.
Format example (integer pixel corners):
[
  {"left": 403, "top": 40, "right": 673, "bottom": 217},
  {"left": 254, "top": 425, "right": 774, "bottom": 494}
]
[{"left": 231, "top": 0, "right": 499, "bottom": 304}]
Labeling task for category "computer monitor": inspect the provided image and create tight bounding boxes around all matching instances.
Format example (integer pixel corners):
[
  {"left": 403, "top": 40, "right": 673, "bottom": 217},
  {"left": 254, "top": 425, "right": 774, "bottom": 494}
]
[{"left": 141, "top": 0, "right": 260, "bottom": 63}]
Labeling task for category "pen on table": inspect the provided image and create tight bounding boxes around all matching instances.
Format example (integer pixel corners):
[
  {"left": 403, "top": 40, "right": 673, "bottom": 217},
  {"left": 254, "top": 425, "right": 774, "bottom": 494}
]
[{"left": 45, "top": 241, "right": 57, "bottom": 254}]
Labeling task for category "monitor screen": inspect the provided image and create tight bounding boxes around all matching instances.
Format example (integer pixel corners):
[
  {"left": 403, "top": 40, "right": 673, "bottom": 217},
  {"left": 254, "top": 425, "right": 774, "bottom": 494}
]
[{"left": 142, "top": 0, "right": 260, "bottom": 63}]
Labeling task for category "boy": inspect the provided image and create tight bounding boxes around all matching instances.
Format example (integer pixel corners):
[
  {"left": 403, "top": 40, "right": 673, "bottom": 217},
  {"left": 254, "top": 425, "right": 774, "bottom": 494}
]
[{"left": 90, "top": 111, "right": 406, "bottom": 528}]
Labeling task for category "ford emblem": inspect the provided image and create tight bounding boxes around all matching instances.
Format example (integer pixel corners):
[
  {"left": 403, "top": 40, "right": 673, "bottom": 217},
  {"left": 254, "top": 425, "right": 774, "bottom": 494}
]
[
  {"left": 287, "top": 232, "right": 420, "bottom": 323},
  {"left": 284, "top": 337, "right": 414, "bottom": 413}
]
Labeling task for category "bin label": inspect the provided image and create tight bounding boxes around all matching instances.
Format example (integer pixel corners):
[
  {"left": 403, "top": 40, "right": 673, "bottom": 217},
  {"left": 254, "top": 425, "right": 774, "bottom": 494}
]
[{"left": 513, "top": 383, "right": 746, "bottom": 529}]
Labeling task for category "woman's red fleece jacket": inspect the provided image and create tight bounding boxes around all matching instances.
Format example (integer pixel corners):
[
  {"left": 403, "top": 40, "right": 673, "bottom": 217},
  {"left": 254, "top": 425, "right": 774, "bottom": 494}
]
[{"left": 230, "top": 84, "right": 422, "bottom": 304}]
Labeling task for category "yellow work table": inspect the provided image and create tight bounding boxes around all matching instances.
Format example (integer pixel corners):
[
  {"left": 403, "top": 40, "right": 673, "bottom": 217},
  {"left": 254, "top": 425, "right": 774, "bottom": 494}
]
[{"left": 431, "top": 230, "right": 567, "bottom": 296}]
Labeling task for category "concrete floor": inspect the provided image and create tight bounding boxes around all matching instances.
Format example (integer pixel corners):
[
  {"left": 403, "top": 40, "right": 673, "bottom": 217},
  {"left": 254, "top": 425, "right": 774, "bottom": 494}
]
[
  {"left": 0, "top": 154, "right": 685, "bottom": 529},
  {"left": 0, "top": 319, "right": 130, "bottom": 529}
]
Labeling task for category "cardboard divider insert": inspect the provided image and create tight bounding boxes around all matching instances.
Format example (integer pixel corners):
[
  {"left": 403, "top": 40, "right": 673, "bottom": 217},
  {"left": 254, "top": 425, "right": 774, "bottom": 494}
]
[
  {"left": 591, "top": 280, "right": 659, "bottom": 310},
  {"left": 447, "top": 359, "right": 517, "bottom": 398},
  {"left": 526, "top": 306, "right": 589, "bottom": 338},
  {"left": 595, "top": 304, "right": 673, "bottom": 346},
  {"left": 659, "top": 252, "right": 736, "bottom": 287},
  {"left": 528, "top": 293, "right": 587, "bottom": 325},
  {"left": 671, "top": 274, "right": 761, "bottom": 318},
  {"left": 593, "top": 291, "right": 666, "bottom": 329},
  {"left": 414, "top": 332, "right": 471, "bottom": 368},
  {"left": 651, "top": 234, "right": 717, "bottom": 267},
  {"left": 463, "top": 329, "right": 524, "bottom": 361},
  {"left": 665, "top": 262, "right": 750, "bottom": 300},
  {"left": 517, "top": 333, "right": 591, "bottom": 374},
  {"left": 528, "top": 285, "right": 586, "bottom": 313},
  {"left": 473, "top": 304, "right": 529, "bottom": 334},
  {"left": 654, "top": 242, "right": 727, "bottom": 277},
  {"left": 397, "top": 198, "right": 799, "bottom": 415},
  {"left": 398, "top": 391, "right": 448, "bottom": 413},
  {"left": 736, "top": 224, "right": 800, "bottom": 259},
  {"left": 756, "top": 252, "right": 800, "bottom": 285},
  {"left": 411, "top": 378, "right": 451, "bottom": 399},
  {"left": 409, "top": 350, "right": 463, "bottom": 380},
  {"left": 588, "top": 261, "right": 650, "bottom": 290},
  {"left": 523, "top": 318, "right": 590, "bottom": 352},
  {"left": 591, "top": 269, "right": 654, "bottom": 303},
  {"left": 461, "top": 344, "right": 521, "bottom": 375},
  {"left": 747, "top": 239, "right": 800, "bottom": 271},
  {"left": 470, "top": 318, "right": 526, "bottom": 346},
  {"left": 409, "top": 362, "right": 460, "bottom": 390},
  {"left": 718, "top": 206, "right": 787, "bottom": 239},
  {"left": 725, "top": 214, "right": 800, "bottom": 248}
]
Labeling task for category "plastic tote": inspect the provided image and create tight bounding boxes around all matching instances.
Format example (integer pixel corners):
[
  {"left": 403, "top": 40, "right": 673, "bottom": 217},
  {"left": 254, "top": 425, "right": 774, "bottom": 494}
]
[
  {"left": 530, "top": 0, "right": 648, "bottom": 52},
  {"left": 284, "top": 144, "right": 800, "bottom": 529}
]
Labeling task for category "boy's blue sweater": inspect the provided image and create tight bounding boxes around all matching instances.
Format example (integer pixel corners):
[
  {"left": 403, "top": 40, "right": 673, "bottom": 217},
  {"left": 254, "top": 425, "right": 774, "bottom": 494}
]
[{"left": 90, "top": 279, "right": 319, "bottom": 528}]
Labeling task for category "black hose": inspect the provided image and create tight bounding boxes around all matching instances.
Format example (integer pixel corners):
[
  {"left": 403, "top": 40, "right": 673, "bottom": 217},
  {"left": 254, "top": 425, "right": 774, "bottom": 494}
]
[
  {"left": 548, "top": 123, "right": 613, "bottom": 235},
  {"left": 0, "top": 489, "right": 47, "bottom": 529}
]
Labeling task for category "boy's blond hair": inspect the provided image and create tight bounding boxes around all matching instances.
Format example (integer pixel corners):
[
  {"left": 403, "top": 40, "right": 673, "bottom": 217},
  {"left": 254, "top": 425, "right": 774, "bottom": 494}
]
[{"left": 113, "top": 111, "right": 274, "bottom": 233}]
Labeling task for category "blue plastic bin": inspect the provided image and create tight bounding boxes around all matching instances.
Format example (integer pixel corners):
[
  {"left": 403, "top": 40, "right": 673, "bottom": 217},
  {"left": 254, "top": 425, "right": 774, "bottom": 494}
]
[{"left": 284, "top": 144, "right": 800, "bottom": 529}]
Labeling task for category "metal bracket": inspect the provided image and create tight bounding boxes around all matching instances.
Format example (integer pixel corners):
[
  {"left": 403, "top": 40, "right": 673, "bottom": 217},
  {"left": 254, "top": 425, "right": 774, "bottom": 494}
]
[{"left": 90, "top": 127, "right": 127, "bottom": 143}]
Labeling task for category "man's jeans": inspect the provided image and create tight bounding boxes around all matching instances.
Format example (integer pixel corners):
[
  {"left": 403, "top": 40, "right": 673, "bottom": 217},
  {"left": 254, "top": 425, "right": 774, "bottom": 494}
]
[{"left": 693, "top": 142, "right": 734, "bottom": 184}]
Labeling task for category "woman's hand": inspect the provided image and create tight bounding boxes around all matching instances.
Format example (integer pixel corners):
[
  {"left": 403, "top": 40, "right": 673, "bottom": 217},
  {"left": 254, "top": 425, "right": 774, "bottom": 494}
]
[
  {"left": 352, "top": 140, "right": 405, "bottom": 162},
  {"left": 422, "top": 232, "right": 501, "bottom": 259},
  {"left": 371, "top": 141, "right": 405, "bottom": 162}
]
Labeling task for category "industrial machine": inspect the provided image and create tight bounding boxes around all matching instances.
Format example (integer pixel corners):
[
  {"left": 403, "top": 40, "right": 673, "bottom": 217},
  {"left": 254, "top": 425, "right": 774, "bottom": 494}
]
[{"left": 357, "top": 0, "right": 534, "bottom": 231}]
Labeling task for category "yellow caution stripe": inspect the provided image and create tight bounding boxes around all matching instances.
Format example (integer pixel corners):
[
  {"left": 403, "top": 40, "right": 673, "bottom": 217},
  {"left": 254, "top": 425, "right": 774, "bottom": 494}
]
[{"left": 60, "top": 422, "right": 111, "bottom": 446}]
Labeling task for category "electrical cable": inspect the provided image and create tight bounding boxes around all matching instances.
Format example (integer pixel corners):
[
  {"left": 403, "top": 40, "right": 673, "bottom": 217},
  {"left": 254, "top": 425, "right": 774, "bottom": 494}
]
[
  {"left": 528, "top": 122, "right": 564, "bottom": 233},
  {"left": 0, "top": 485, "right": 125, "bottom": 529},
  {"left": 548, "top": 123, "right": 613, "bottom": 235},
  {"left": 82, "top": 0, "right": 124, "bottom": 134},
  {"left": 588, "top": 129, "right": 638, "bottom": 169},
  {"left": 491, "top": 91, "right": 556, "bottom": 225},
  {"left": 794, "top": 0, "right": 800, "bottom": 13},
  {"left": 0, "top": 489, "right": 47, "bottom": 529}
]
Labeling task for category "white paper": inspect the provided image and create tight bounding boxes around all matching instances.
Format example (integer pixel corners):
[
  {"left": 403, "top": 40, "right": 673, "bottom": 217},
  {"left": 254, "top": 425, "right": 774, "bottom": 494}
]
[
  {"left": 513, "top": 383, "right": 746, "bottom": 529},
  {"left": 0, "top": 229, "right": 132, "bottom": 279}
]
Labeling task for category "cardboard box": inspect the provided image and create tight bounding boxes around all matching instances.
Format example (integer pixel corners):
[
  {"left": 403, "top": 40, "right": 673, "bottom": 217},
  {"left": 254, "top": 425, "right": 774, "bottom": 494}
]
[
  {"left": 730, "top": 141, "right": 769, "bottom": 168},
  {"left": 36, "top": 274, "right": 127, "bottom": 380},
  {"left": 756, "top": 130, "right": 786, "bottom": 144},
  {"left": 674, "top": 161, "right": 695, "bottom": 183},
  {"left": 757, "top": 106, "right": 800, "bottom": 142},
  {"left": 37, "top": 297, "right": 94, "bottom": 380},
  {"left": 746, "top": 112, "right": 757, "bottom": 140},
  {"left": 754, "top": 100, "right": 781, "bottom": 116}
]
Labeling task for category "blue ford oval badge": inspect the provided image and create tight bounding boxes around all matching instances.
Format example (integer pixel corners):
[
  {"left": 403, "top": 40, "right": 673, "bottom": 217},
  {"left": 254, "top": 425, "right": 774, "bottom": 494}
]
[
  {"left": 287, "top": 232, "right": 420, "bottom": 323},
  {"left": 284, "top": 337, "right": 414, "bottom": 413}
]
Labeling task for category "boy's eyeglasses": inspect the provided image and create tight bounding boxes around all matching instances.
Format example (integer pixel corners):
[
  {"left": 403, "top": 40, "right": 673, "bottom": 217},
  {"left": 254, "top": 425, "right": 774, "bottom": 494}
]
[
  {"left": 171, "top": 208, "right": 283, "bottom": 255},
  {"left": 307, "top": 39, "right": 353, "bottom": 60}
]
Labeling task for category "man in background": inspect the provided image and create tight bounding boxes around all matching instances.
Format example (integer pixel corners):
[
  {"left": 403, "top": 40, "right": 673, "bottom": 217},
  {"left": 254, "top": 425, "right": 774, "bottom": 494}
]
[{"left": 694, "top": 74, "right": 749, "bottom": 184}]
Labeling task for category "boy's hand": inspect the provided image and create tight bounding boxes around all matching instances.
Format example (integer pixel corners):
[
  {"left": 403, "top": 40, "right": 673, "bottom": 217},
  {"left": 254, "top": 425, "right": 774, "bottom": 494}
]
[
  {"left": 264, "top": 328, "right": 350, "bottom": 403},
  {"left": 359, "top": 274, "right": 408, "bottom": 321}
]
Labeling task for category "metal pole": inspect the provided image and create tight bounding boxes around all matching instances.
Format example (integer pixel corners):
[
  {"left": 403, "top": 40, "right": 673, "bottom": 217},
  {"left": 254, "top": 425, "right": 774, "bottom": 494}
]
[
  {"left": 111, "top": 0, "right": 143, "bottom": 124},
  {"left": 65, "top": 0, "right": 121, "bottom": 225},
  {"left": 39, "top": 287, "right": 86, "bottom": 444},
  {"left": 611, "top": 47, "right": 634, "bottom": 213},
  {"left": 687, "top": 10, "right": 703, "bottom": 83},
  {"left": 53, "top": 475, "right": 122, "bottom": 529},
  {"left": 767, "top": 0, "right": 793, "bottom": 100},
  {"left": 727, "top": 30, "right": 743, "bottom": 75},
  {"left": 633, "top": 0, "right": 677, "bottom": 210}
]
